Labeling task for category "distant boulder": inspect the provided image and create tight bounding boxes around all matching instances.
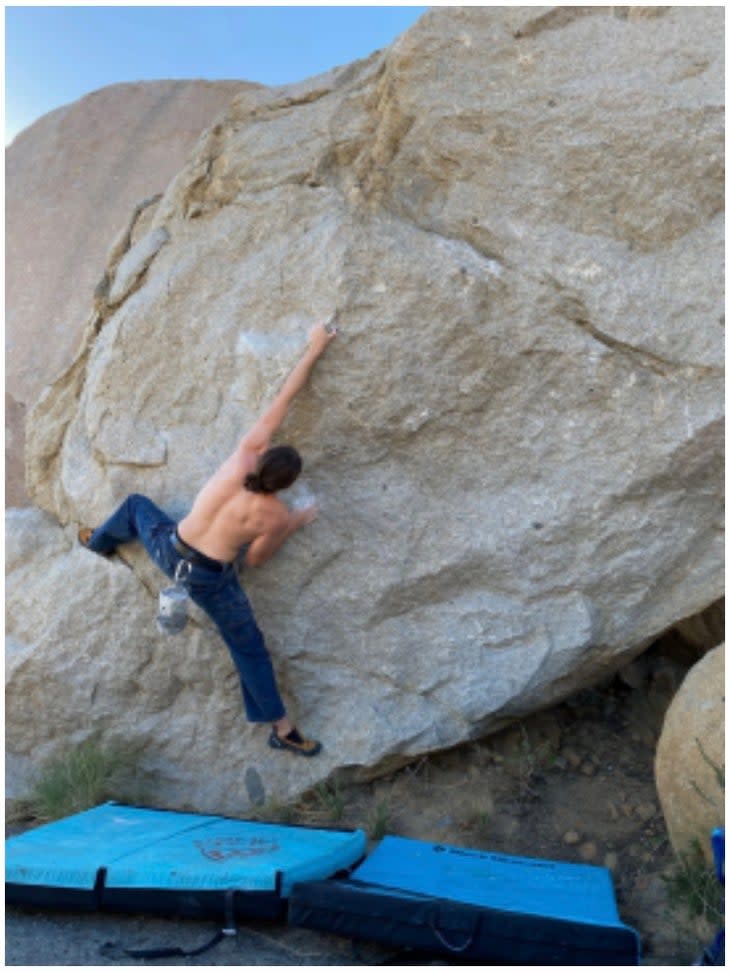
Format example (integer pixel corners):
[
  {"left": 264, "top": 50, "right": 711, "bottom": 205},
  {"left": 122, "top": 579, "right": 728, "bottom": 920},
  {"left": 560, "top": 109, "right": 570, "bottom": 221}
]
[{"left": 6, "top": 79, "right": 253, "bottom": 505}]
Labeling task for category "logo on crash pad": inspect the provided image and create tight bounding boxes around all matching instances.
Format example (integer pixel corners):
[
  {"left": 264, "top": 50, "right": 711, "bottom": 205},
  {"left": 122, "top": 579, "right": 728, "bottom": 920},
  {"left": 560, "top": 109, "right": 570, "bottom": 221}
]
[{"left": 195, "top": 835, "right": 280, "bottom": 862}]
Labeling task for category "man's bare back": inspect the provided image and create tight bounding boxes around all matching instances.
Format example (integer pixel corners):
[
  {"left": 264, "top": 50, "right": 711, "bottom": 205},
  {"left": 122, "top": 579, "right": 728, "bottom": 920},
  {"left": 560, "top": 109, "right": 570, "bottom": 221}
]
[
  {"left": 177, "top": 322, "right": 334, "bottom": 567},
  {"left": 178, "top": 452, "right": 291, "bottom": 563}
]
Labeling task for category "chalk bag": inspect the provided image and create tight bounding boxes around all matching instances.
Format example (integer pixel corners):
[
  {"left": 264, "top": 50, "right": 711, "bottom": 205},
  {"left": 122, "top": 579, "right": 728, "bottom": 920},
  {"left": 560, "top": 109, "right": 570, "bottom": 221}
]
[{"left": 157, "top": 560, "right": 192, "bottom": 635}]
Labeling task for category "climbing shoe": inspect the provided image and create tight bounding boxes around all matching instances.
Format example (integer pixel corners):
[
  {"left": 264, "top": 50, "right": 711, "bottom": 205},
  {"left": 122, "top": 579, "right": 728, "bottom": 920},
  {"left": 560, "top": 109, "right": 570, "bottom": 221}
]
[
  {"left": 77, "top": 527, "right": 113, "bottom": 558},
  {"left": 268, "top": 727, "right": 322, "bottom": 757}
]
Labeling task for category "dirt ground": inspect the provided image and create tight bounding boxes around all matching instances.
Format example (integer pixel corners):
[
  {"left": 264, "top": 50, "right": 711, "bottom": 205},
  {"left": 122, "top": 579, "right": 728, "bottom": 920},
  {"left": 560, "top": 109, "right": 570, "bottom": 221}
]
[{"left": 5, "top": 640, "right": 722, "bottom": 967}]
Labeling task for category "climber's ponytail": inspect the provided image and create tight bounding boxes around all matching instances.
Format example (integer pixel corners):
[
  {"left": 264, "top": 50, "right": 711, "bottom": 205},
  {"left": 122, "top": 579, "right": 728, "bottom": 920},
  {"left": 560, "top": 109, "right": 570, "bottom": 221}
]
[
  {"left": 244, "top": 472, "right": 263, "bottom": 493},
  {"left": 243, "top": 446, "right": 302, "bottom": 494}
]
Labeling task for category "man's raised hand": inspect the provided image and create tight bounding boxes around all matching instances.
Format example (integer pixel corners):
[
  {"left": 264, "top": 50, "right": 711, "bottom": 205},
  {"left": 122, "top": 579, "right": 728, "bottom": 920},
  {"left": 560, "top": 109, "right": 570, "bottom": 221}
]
[{"left": 308, "top": 320, "right": 337, "bottom": 357}]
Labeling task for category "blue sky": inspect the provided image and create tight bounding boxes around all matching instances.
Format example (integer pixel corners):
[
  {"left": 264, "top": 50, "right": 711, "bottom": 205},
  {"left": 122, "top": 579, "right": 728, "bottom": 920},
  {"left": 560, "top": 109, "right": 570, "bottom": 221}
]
[{"left": 4, "top": 5, "right": 428, "bottom": 144}]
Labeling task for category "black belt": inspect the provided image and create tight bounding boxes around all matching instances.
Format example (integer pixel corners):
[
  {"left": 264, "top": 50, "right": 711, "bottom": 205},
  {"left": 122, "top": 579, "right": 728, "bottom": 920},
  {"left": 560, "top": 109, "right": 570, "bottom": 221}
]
[{"left": 171, "top": 530, "right": 227, "bottom": 572}]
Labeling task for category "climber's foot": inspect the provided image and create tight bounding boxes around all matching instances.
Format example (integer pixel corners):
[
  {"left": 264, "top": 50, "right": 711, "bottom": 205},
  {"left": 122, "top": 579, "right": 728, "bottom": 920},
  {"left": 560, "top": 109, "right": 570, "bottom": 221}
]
[
  {"left": 268, "top": 726, "right": 322, "bottom": 757},
  {"left": 77, "top": 527, "right": 114, "bottom": 558}
]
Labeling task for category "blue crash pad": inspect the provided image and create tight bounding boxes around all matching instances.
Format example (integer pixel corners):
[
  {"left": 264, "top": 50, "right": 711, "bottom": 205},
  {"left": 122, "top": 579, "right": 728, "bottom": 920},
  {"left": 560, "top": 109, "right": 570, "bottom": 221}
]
[
  {"left": 289, "top": 835, "right": 641, "bottom": 964},
  {"left": 354, "top": 835, "right": 627, "bottom": 926},
  {"left": 6, "top": 802, "right": 367, "bottom": 918}
]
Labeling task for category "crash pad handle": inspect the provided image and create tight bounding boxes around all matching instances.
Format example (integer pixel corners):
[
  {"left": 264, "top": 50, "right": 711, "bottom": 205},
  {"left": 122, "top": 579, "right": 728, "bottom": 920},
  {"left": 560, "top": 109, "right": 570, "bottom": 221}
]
[{"left": 428, "top": 912, "right": 478, "bottom": 953}]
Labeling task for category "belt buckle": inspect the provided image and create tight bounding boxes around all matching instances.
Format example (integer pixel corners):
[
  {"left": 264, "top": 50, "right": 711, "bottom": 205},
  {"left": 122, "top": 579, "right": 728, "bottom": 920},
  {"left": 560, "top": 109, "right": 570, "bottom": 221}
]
[{"left": 173, "top": 531, "right": 191, "bottom": 560}]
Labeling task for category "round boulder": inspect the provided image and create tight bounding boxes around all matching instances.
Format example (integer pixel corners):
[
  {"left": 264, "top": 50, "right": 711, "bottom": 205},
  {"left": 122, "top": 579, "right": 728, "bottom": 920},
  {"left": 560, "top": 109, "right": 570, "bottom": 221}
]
[{"left": 655, "top": 643, "right": 724, "bottom": 862}]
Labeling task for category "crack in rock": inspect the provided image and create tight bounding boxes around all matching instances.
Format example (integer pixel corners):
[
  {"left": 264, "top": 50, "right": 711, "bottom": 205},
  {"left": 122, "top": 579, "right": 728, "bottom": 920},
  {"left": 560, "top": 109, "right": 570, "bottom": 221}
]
[{"left": 553, "top": 282, "right": 720, "bottom": 377}]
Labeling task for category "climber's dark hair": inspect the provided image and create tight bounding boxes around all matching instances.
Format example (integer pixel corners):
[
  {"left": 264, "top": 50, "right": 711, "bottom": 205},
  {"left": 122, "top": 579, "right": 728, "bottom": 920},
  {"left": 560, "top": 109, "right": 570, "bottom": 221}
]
[{"left": 244, "top": 445, "right": 302, "bottom": 494}]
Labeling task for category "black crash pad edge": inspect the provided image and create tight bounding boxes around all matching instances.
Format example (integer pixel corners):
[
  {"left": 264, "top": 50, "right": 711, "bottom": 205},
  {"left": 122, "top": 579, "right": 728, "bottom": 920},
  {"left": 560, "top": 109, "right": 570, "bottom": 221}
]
[
  {"left": 7, "top": 874, "right": 285, "bottom": 922},
  {"left": 288, "top": 879, "right": 641, "bottom": 965}
]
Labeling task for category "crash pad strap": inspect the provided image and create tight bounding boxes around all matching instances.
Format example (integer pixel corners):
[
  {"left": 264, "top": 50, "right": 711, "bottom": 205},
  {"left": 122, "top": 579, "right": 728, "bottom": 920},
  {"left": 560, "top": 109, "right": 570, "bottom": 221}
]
[{"left": 100, "top": 888, "right": 236, "bottom": 960}]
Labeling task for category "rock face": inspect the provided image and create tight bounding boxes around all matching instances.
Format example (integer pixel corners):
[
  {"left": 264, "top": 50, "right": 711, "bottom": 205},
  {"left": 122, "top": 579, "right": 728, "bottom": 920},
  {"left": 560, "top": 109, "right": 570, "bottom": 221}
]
[
  {"left": 6, "top": 79, "right": 253, "bottom": 506},
  {"left": 8, "top": 7, "right": 725, "bottom": 815},
  {"left": 655, "top": 644, "right": 725, "bottom": 863}
]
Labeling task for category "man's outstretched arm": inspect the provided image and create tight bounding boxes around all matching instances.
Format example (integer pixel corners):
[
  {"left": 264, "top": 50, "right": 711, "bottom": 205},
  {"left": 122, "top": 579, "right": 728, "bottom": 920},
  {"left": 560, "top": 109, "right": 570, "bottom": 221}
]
[{"left": 239, "top": 321, "right": 336, "bottom": 456}]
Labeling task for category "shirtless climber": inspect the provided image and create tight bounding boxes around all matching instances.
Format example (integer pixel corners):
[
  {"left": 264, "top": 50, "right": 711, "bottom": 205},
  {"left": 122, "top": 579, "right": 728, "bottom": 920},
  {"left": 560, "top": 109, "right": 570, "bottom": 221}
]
[{"left": 78, "top": 321, "right": 337, "bottom": 756}]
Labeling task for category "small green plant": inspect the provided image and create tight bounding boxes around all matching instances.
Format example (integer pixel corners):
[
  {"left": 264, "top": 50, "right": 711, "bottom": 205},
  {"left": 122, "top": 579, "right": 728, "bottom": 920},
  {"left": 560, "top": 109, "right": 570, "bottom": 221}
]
[
  {"left": 663, "top": 839, "right": 724, "bottom": 927},
  {"left": 249, "top": 798, "right": 297, "bottom": 825},
  {"left": 293, "top": 779, "right": 348, "bottom": 826},
  {"left": 21, "top": 736, "right": 143, "bottom": 822},
  {"left": 313, "top": 780, "right": 346, "bottom": 822},
  {"left": 508, "top": 723, "right": 550, "bottom": 800},
  {"left": 368, "top": 801, "right": 391, "bottom": 841},
  {"left": 464, "top": 806, "right": 492, "bottom": 840}
]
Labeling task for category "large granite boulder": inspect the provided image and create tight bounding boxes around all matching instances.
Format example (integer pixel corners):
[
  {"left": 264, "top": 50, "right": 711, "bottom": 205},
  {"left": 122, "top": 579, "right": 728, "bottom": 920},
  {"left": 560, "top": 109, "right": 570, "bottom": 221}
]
[
  {"left": 655, "top": 644, "right": 725, "bottom": 863},
  {"left": 8, "top": 7, "right": 724, "bottom": 815},
  {"left": 6, "top": 79, "right": 252, "bottom": 506}
]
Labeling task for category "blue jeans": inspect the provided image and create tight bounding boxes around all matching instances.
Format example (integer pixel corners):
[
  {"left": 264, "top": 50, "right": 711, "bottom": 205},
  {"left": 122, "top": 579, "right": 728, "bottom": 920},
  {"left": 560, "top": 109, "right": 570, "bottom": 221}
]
[{"left": 87, "top": 493, "right": 287, "bottom": 723}]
